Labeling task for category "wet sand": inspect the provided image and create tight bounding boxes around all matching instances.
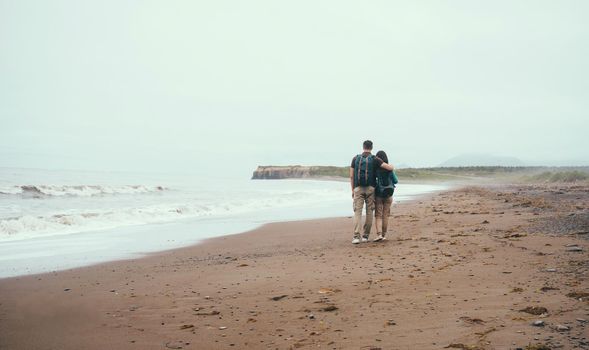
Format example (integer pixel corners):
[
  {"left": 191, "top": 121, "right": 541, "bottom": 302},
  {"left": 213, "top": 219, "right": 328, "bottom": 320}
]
[{"left": 1, "top": 184, "right": 588, "bottom": 350}]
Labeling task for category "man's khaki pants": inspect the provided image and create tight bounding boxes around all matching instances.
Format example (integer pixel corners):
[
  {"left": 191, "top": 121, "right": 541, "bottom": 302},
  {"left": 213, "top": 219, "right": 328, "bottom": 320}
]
[{"left": 353, "top": 186, "right": 375, "bottom": 239}]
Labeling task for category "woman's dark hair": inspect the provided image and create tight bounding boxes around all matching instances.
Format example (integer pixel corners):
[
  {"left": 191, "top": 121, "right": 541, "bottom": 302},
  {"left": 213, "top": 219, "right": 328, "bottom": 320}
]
[{"left": 376, "top": 150, "right": 388, "bottom": 163}]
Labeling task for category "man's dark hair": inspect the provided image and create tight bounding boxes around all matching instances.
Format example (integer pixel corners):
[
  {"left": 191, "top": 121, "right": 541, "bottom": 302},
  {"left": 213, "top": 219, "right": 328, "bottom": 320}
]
[{"left": 363, "top": 140, "right": 373, "bottom": 150}]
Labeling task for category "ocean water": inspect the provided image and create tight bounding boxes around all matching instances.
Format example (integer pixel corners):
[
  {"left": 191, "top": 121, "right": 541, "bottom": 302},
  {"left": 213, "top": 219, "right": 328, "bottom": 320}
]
[{"left": 0, "top": 167, "right": 446, "bottom": 278}]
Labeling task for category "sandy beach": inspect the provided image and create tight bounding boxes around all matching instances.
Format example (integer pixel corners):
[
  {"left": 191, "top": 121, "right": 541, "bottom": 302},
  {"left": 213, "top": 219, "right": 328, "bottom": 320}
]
[{"left": 1, "top": 184, "right": 588, "bottom": 350}]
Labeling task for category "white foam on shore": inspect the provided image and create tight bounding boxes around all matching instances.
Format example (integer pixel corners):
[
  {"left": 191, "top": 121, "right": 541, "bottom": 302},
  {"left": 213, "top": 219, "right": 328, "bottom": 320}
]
[
  {"left": 0, "top": 168, "right": 448, "bottom": 278},
  {"left": 0, "top": 183, "right": 353, "bottom": 241},
  {"left": 0, "top": 184, "right": 167, "bottom": 197}
]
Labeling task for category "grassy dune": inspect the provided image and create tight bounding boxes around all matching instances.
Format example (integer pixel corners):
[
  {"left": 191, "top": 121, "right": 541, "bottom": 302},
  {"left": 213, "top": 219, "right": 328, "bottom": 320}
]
[
  {"left": 308, "top": 166, "right": 589, "bottom": 183},
  {"left": 522, "top": 170, "right": 589, "bottom": 183}
]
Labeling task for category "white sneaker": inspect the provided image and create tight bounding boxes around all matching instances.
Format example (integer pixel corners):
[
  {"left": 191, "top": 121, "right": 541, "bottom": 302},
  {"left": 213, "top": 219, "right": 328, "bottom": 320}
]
[
  {"left": 373, "top": 235, "right": 384, "bottom": 242},
  {"left": 361, "top": 237, "right": 369, "bottom": 243},
  {"left": 352, "top": 238, "right": 361, "bottom": 244}
]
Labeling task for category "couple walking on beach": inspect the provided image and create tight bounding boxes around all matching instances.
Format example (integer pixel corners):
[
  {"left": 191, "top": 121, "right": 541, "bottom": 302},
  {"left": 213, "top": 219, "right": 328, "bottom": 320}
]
[{"left": 350, "top": 140, "right": 397, "bottom": 244}]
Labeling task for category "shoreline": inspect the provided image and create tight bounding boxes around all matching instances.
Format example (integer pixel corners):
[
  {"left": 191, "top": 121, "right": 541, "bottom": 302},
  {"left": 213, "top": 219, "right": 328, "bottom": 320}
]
[
  {"left": 0, "top": 182, "right": 449, "bottom": 279},
  {"left": 1, "top": 183, "right": 588, "bottom": 349}
]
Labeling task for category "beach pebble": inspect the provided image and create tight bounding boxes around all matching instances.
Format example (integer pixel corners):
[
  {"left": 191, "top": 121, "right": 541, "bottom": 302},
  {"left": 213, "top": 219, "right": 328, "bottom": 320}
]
[
  {"left": 387, "top": 319, "right": 396, "bottom": 326},
  {"left": 532, "top": 320, "right": 545, "bottom": 327},
  {"left": 164, "top": 342, "right": 184, "bottom": 349},
  {"left": 219, "top": 326, "right": 227, "bottom": 330},
  {"left": 545, "top": 268, "right": 557, "bottom": 272},
  {"left": 520, "top": 306, "right": 548, "bottom": 315},
  {"left": 555, "top": 324, "right": 570, "bottom": 332},
  {"left": 321, "top": 305, "right": 338, "bottom": 312},
  {"left": 307, "top": 313, "right": 315, "bottom": 319},
  {"left": 566, "top": 246, "right": 583, "bottom": 252}
]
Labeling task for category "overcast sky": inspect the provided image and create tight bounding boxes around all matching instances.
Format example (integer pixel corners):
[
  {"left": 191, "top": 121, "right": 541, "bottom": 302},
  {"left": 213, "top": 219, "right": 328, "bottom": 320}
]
[{"left": 1, "top": 1, "right": 587, "bottom": 176}]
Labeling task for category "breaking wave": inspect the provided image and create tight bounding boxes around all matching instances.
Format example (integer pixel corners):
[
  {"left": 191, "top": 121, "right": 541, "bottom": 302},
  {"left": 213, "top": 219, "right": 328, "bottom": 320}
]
[
  {"left": 0, "top": 189, "right": 343, "bottom": 240},
  {"left": 1, "top": 204, "right": 203, "bottom": 239},
  {"left": 0, "top": 185, "right": 167, "bottom": 197}
]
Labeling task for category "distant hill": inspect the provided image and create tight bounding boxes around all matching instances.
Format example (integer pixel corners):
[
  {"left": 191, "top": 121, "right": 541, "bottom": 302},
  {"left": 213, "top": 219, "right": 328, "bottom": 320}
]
[
  {"left": 440, "top": 154, "right": 525, "bottom": 167},
  {"left": 395, "top": 163, "right": 412, "bottom": 169}
]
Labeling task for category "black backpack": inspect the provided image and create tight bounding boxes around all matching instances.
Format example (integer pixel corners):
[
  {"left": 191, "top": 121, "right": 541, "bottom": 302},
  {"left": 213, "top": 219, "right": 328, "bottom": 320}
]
[
  {"left": 376, "top": 171, "right": 397, "bottom": 197},
  {"left": 353, "top": 154, "right": 375, "bottom": 187}
]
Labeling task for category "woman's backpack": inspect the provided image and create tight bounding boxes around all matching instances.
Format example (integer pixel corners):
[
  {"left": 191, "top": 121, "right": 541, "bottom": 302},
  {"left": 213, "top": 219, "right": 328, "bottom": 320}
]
[{"left": 376, "top": 171, "right": 398, "bottom": 197}]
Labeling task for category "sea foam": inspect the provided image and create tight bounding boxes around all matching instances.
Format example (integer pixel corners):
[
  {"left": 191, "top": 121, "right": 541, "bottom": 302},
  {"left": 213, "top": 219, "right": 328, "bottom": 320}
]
[
  {"left": 0, "top": 181, "right": 349, "bottom": 241},
  {"left": 0, "top": 184, "right": 167, "bottom": 197}
]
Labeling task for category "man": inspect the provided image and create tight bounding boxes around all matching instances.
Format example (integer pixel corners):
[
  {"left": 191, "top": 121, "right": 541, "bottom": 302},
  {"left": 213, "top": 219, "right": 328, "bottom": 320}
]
[{"left": 350, "top": 140, "right": 394, "bottom": 244}]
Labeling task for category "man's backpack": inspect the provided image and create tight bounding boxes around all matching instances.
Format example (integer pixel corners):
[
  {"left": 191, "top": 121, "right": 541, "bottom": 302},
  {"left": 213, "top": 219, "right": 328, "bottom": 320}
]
[
  {"left": 353, "top": 154, "right": 375, "bottom": 187},
  {"left": 376, "top": 171, "right": 398, "bottom": 197}
]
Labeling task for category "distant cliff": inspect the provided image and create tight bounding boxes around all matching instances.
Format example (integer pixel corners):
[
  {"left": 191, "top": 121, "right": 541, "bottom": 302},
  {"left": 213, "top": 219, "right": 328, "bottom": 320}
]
[
  {"left": 251, "top": 165, "right": 589, "bottom": 182},
  {"left": 251, "top": 166, "right": 348, "bottom": 179}
]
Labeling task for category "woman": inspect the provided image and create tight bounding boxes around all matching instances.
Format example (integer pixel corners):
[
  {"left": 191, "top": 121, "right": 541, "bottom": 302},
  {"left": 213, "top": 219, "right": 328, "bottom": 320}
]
[{"left": 374, "top": 150, "right": 396, "bottom": 241}]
